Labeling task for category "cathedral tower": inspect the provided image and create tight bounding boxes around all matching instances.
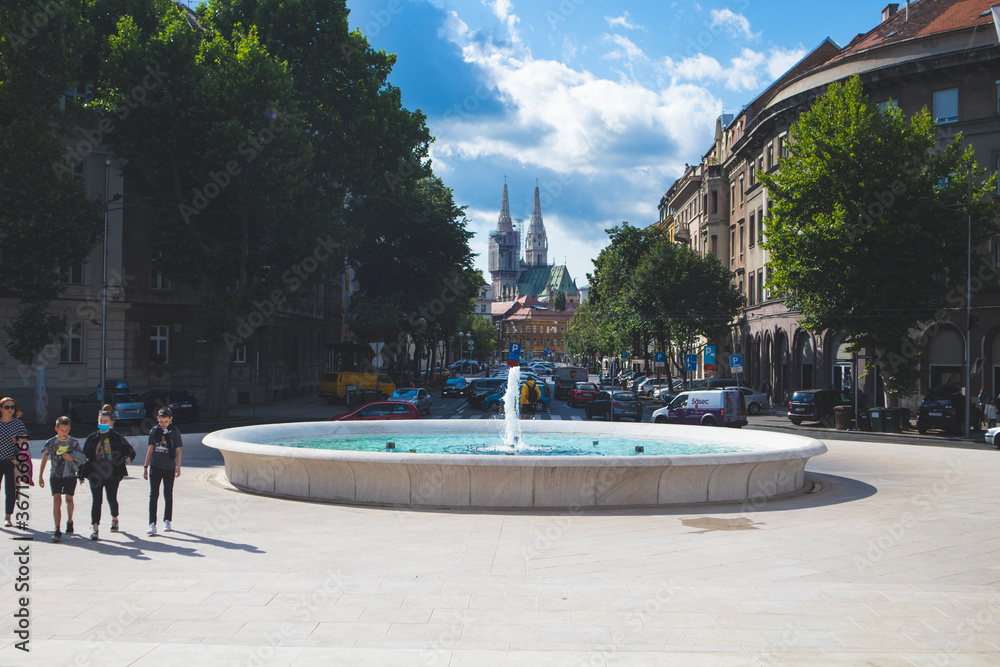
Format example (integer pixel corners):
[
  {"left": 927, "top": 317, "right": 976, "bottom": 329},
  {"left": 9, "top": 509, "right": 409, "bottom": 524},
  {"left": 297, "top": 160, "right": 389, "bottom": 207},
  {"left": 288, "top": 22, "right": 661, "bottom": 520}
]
[
  {"left": 488, "top": 183, "right": 520, "bottom": 299},
  {"left": 524, "top": 185, "right": 548, "bottom": 267}
]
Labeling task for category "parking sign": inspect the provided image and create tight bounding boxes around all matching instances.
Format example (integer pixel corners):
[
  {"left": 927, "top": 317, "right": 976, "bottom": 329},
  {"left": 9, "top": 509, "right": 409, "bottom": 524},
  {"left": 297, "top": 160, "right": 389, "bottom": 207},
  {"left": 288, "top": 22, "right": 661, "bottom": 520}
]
[
  {"left": 730, "top": 354, "right": 743, "bottom": 373},
  {"left": 685, "top": 354, "right": 697, "bottom": 371}
]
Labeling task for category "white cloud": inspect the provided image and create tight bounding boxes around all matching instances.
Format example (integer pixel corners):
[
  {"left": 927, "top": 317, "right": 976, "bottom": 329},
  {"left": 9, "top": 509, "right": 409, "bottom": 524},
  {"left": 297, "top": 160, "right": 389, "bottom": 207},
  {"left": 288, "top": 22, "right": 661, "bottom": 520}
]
[
  {"left": 602, "top": 34, "right": 648, "bottom": 63},
  {"left": 662, "top": 46, "right": 808, "bottom": 93},
  {"left": 709, "top": 9, "right": 758, "bottom": 40},
  {"left": 605, "top": 11, "right": 642, "bottom": 30}
]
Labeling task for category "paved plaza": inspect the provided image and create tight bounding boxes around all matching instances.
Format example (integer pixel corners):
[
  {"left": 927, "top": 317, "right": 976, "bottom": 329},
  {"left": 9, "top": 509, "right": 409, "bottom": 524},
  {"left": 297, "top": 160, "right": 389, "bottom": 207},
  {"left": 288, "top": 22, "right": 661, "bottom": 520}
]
[{"left": 1, "top": 423, "right": 999, "bottom": 666}]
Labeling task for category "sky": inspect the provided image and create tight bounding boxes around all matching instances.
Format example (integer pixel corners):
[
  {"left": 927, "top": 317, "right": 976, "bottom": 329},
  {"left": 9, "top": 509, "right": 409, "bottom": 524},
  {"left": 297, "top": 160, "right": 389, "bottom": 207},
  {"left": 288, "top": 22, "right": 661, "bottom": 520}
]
[{"left": 188, "top": 0, "right": 892, "bottom": 289}]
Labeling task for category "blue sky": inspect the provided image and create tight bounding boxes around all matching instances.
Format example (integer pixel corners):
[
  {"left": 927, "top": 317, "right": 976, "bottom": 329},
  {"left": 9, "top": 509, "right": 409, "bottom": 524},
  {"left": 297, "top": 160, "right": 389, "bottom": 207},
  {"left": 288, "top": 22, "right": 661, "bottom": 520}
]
[{"left": 189, "top": 0, "right": 891, "bottom": 288}]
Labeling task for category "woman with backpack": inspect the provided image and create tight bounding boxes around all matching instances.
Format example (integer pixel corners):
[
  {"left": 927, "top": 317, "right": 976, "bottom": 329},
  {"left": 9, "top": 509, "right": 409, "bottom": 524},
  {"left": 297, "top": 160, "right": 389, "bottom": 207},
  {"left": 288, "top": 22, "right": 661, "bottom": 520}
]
[
  {"left": 520, "top": 378, "right": 540, "bottom": 419},
  {"left": 143, "top": 407, "right": 182, "bottom": 535}
]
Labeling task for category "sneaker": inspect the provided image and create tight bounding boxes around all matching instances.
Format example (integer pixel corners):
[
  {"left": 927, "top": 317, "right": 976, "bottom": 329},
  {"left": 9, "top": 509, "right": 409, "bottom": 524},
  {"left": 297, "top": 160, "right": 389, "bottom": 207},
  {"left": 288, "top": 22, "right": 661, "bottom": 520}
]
[
  {"left": 164, "top": 520, "right": 172, "bottom": 532},
  {"left": 66, "top": 521, "right": 74, "bottom": 535},
  {"left": 147, "top": 523, "right": 156, "bottom": 535},
  {"left": 110, "top": 518, "right": 119, "bottom": 532},
  {"left": 51, "top": 530, "right": 62, "bottom": 543},
  {"left": 90, "top": 527, "right": 98, "bottom": 541}
]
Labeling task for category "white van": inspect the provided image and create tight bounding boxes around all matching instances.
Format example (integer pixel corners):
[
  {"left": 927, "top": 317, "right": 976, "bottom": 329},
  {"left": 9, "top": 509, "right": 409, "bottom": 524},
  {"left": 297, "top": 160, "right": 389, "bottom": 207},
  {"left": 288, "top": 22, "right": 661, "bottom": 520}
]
[{"left": 652, "top": 389, "right": 747, "bottom": 427}]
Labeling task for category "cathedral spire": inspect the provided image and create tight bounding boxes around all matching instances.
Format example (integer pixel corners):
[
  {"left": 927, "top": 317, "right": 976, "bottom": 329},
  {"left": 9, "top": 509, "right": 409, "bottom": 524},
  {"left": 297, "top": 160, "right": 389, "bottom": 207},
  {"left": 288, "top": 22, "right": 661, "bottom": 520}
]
[
  {"left": 525, "top": 184, "right": 548, "bottom": 267},
  {"left": 497, "top": 183, "right": 513, "bottom": 232}
]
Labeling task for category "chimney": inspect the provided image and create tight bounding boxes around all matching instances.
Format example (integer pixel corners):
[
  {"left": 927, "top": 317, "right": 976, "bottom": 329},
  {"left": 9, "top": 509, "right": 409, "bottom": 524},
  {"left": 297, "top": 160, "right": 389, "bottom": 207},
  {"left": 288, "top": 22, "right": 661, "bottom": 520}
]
[{"left": 882, "top": 3, "right": 900, "bottom": 22}]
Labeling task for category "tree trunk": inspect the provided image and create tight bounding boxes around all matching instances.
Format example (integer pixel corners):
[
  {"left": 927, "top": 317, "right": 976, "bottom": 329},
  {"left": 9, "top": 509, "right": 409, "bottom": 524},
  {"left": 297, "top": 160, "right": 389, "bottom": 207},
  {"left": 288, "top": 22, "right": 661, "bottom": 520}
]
[{"left": 34, "top": 353, "right": 48, "bottom": 425}]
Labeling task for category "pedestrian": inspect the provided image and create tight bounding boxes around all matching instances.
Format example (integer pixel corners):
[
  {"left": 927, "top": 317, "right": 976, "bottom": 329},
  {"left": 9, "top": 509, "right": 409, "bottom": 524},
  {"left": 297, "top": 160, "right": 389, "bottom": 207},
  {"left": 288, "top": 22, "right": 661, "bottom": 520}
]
[
  {"left": 81, "top": 405, "right": 136, "bottom": 541},
  {"left": 979, "top": 388, "right": 987, "bottom": 425},
  {"left": 38, "top": 416, "right": 85, "bottom": 542},
  {"left": 987, "top": 398, "right": 998, "bottom": 429},
  {"left": 0, "top": 397, "right": 29, "bottom": 528},
  {"left": 520, "top": 378, "right": 540, "bottom": 419},
  {"left": 143, "top": 407, "right": 182, "bottom": 535}
]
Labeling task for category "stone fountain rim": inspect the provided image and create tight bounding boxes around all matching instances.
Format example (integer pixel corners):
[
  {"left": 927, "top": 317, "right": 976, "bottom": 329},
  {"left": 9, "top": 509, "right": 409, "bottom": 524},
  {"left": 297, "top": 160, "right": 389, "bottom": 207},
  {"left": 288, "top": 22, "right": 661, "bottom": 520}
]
[{"left": 204, "top": 419, "right": 828, "bottom": 468}]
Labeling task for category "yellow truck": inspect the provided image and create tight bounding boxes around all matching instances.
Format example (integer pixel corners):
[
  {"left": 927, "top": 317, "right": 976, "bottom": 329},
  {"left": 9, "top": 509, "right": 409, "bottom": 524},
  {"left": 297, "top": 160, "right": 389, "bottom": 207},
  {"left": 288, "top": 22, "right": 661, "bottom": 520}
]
[{"left": 318, "top": 372, "right": 396, "bottom": 403}]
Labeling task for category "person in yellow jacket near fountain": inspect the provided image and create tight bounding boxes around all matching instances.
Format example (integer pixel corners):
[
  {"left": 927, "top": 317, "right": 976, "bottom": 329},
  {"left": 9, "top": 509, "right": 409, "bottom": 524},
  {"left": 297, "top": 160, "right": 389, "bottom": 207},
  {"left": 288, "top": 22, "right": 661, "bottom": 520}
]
[{"left": 520, "top": 378, "right": 540, "bottom": 419}]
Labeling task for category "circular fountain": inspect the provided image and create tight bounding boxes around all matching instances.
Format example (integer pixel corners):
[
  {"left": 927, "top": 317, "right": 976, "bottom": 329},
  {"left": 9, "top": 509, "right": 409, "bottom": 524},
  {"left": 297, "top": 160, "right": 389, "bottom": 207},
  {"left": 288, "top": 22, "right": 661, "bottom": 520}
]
[{"left": 205, "top": 369, "right": 827, "bottom": 509}]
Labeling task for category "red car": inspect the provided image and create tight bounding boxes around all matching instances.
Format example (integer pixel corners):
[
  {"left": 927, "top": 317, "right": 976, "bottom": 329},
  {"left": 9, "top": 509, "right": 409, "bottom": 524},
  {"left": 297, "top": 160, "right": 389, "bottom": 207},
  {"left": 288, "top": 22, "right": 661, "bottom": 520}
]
[
  {"left": 567, "top": 382, "right": 600, "bottom": 407},
  {"left": 334, "top": 401, "right": 420, "bottom": 421}
]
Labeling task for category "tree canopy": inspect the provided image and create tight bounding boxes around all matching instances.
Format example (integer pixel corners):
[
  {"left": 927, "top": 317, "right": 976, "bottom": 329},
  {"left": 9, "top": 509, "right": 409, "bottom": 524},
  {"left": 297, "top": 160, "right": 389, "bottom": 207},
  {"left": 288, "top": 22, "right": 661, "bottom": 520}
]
[{"left": 759, "top": 75, "right": 998, "bottom": 393}]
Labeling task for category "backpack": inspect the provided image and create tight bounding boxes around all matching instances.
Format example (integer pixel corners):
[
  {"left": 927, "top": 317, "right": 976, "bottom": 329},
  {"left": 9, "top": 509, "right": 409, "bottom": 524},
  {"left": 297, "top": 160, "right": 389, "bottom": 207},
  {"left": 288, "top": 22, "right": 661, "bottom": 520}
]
[{"left": 528, "top": 383, "right": 540, "bottom": 403}]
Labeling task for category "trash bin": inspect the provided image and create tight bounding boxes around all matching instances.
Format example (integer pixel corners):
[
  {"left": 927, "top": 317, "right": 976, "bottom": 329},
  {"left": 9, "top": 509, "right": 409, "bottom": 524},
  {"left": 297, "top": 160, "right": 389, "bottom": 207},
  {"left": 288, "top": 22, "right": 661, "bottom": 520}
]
[
  {"left": 868, "top": 408, "right": 883, "bottom": 432},
  {"left": 882, "top": 407, "right": 902, "bottom": 433},
  {"left": 834, "top": 405, "right": 852, "bottom": 430},
  {"left": 897, "top": 407, "right": 910, "bottom": 431},
  {"left": 856, "top": 407, "right": 871, "bottom": 431},
  {"left": 346, "top": 386, "right": 361, "bottom": 410}
]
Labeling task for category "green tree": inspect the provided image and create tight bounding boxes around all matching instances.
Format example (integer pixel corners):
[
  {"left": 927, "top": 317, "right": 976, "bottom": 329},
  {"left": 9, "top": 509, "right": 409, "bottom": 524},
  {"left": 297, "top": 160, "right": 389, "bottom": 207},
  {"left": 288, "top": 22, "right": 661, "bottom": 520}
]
[
  {"left": 553, "top": 290, "right": 566, "bottom": 311},
  {"left": 759, "top": 76, "right": 998, "bottom": 395},
  {"left": 564, "top": 300, "right": 603, "bottom": 367},
  {"left": 1, "top": 0, "right": 103, "bottom": 420},
  {"left": 631, "top": 240, "right": 744, "bottom": 385},
  {"left": 587, "top": 223, "right": 661, "bottom": 363}
]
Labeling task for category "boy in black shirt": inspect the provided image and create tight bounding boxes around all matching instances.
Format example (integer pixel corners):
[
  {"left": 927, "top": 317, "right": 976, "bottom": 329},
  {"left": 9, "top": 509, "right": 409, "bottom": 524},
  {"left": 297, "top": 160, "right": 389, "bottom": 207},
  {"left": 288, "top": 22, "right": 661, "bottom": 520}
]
[{"left": 143, "top": 408, "right": 182, "bottom": 535}]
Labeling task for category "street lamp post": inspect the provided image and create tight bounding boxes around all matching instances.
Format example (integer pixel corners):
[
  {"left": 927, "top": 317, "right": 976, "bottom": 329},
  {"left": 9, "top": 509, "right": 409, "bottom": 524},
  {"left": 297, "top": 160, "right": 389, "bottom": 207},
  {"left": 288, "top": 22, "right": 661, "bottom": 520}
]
[
  {"left": 100, "top": 160, "right": 125, "bottom": 403},
  {"left": 964, "top": 161, "right": 972, "bottom": 440}
]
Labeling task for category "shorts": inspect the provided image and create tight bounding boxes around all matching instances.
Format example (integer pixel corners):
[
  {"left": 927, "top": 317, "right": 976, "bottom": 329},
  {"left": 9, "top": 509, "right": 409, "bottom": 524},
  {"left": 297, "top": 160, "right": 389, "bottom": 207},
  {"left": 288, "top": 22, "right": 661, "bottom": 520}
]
[{"left": 50, "top": 477, "right": 77, "bottom": 496}]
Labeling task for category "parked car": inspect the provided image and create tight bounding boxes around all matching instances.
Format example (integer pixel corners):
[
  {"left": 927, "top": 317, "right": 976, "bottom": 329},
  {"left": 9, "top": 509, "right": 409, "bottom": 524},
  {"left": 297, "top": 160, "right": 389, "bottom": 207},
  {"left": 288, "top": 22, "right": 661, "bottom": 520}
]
[
  {"left": 466, "top": 378, "right": 507, "bottom": 409},
  {"left": 566, "top": 382, "right": 600, "bottom": 407},
  {"left": 334, "top": 401, "right": 420, "bottom": 421},
  {"left": 627, "top": 376, "right": 648, "bottom": 392},
  {"left": 553, "top": 366, "right": 589, "bottom": 399},
  {"left": 732, "top": 386, "right": 768, "bottom": 416},
  {"left": 652, "top": 389, "right": 747, "bottom": 427},
  {"left": 636, "top": 377, "right": 672, "bottom": 397},
  {"left": 387, "top": 388, "right": 433, "bottom": 416},
  {"left": 482, "top": 381, "right": 550, "bottom": 414},
  {"left": 787, "top": 389, "right": 858, "bottom": 427},
  {"left": 442, "top": 377, "right": 469, "bottom": 398},
  {"left": 585, "top": 390, "right": 643, "bottom": 422},
  {"left": 984, "top": 425, "right": 1000, "bottom": 447},
  {"left": 916, "top": 386, "right": 979, "bottom": 435},
  {"left": 140, "top": 389, "right": 201, "bottom": 422},
  {"left": 598, "top": 376, "right": 615, "bottom": 390},
  {"left": 71, "top": 380, "right": 146, "bottom": 424}
]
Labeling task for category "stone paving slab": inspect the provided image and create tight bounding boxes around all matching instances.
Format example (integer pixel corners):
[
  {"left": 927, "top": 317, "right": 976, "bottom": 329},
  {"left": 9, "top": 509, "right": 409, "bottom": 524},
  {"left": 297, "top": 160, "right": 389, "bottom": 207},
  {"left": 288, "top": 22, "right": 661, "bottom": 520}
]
[{"left": 0, "top": 433, "right": 997, "bottom": 665}]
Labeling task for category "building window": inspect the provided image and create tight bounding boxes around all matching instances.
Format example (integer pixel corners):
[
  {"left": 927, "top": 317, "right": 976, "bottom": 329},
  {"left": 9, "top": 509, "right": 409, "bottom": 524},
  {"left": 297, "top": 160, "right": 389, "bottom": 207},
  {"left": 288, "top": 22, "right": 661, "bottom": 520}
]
[
  {"left": 150, "top": 269, "right": 171, "bottom": 290},
  {"left": 60, "top": 323, "right": 83, "bottom": 363},
  {"left": 739, "top": 176, "right": 745, "bottom": 205},
  {"left": 748, "top": 163, "right": 755, "bottom": 187},
  {"left": 150, "top": 325, "right": 170, "bottom": 364},
  {"left": 933, "top": 88, "right": 958, "bottom": 124},
  {"left": 766, "top": 143, "right": 773, "bottom": 170},
  {"left": 995, "top": 80, "right": 1000, "bottom": 116},
  {"left": 878, "top": 99, "right": 899, "bottom": 112},
  {"left": 764, "top": 265, "right": 772, "bottom": 300},
  {"left": 711, "top": 190, "right": 718, "bottom": 213},
  {"left": 748, "top": 274, "right": 755, "bottom": 306},
  {"left": 749, "top": 212, "right": 756, "bottom": 247},
  {"left": 758, "top": 207, "right": 764, "bottom": 243},
  {"left": 756, "top": 268, "right": 764, "bottom": 303},
  {"left": 757, "top": 155, "right": 764, "bottom": 174},
  {"left": 233, "top": 343, "right": 247, "bottom": 364},
  {"left": 738, "top": 224, "right": 744, "bottom": 260},
  {"left": 779, "top": 134, "right": 788, "bottom": 158},
  {"left": 730, "top": 228, "right": 735, "bottom": 260},
  {"left": 730, "top": 185, "right": 735, "bottom": 212},
  {"left": 60, "top": 261, "right": 84, "bottom": 285}
]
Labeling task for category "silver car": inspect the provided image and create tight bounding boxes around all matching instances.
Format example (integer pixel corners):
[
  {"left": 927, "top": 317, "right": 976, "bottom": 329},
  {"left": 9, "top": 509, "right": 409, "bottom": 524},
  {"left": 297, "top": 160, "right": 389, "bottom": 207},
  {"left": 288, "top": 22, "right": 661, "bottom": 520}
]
[
  {"left": 732, "top": 386, "right": 769, "bottom": 415},
  {"left": 388, "top": 388, "right": 433, "bottom": 416}
]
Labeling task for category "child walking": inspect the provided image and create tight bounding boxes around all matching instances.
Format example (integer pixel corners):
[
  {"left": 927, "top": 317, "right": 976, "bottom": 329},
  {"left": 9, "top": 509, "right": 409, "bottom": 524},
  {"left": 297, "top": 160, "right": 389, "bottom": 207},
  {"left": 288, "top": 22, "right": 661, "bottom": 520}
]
[
  {"left": 82, "top": 405, "right": 136, "bottom": 541},
  {"left": 38, "top": 416, "right": 85, "bottom": 542},
  {"left": 144, "top": 408, "right": 182, "bottom": 535}
]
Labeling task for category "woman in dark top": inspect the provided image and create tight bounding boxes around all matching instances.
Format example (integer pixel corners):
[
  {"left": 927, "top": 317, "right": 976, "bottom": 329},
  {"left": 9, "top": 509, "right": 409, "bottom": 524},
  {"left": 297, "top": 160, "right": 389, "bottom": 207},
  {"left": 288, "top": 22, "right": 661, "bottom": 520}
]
[
  {"left": 81, "top": 405, "right": 135, "bottom": 541},
  {"left": 0, "top": 397, "right": 29, "bottom": 528}
]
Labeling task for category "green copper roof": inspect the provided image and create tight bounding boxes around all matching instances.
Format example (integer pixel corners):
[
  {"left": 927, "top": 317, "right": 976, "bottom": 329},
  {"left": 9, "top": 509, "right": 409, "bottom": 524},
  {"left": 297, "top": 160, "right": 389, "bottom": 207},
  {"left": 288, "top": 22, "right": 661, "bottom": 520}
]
[{"left": 516, "top": 265, "right": 579, "bottom": 299}]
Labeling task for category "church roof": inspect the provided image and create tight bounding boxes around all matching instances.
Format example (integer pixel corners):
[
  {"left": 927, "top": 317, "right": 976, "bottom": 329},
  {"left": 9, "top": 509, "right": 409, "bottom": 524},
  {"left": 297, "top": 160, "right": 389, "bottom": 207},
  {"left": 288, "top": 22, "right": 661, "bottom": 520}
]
[{"left": 516, "top": 265, "right": 579, "bottom": 299}]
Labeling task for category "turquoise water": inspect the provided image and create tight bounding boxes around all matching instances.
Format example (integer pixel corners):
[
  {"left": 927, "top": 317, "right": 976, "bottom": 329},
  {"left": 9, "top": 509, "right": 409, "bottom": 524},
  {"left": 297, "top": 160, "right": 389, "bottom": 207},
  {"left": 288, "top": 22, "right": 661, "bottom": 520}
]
[{"left": 272, "top": 433, "right": 755, "bottom": 457}]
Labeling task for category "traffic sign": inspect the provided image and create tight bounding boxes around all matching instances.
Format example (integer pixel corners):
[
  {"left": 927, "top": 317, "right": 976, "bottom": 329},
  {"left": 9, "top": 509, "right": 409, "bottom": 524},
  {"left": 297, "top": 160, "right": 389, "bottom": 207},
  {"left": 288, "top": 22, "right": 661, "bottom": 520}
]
[
  {"left": 730, "top": 354, "right": 743, "bottom": 373},
  {"left": 371, "top": 355, "right": 384, "bottom": 369},
  {"left": 468, "top": 341, "right": 475, "bottom": 349},
  {"left": 703, "top": 345, "right": 716, "bottom": 372},
  {"left": 508, "top": 342, "right": 521, "bottom": 366},
  {"left": 370, "top": 341, "right": 385, "bottom": 355},
  {"left": 654, "top": 351, "right": 666, "bottom": 367},
  {"left": 621, "top": 351, "right": 628, "bottom": 360},
  {"left": 685, "top": 354, "right": 697, "bottom": 371},
  {"left": 543, "top": 346, "right": 549, "bottom": 355}
]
